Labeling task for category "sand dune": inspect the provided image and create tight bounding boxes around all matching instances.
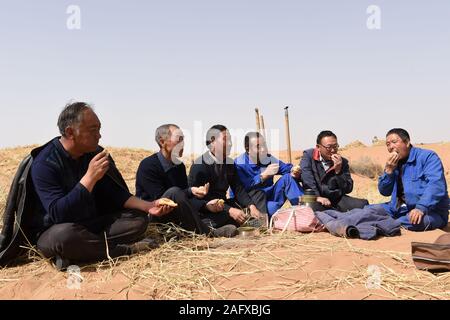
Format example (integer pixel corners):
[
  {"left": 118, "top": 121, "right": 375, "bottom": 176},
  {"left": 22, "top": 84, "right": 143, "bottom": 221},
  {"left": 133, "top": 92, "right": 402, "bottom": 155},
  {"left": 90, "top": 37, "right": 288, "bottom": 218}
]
[{"left": 0, "top": 142, "right": 449, "bottom": 300}]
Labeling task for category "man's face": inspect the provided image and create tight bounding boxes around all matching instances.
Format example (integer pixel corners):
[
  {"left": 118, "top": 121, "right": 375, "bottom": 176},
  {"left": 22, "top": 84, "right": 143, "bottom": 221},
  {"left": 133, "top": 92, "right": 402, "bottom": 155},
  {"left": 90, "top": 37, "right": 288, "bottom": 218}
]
[
  {"left": 317, "top": 136, "right": 339, "bottom": 161},
  {"left": 386, "top": 133, "right": 410, "bottom": 160},
  {"left": 71, "top": 109, "right": 102, "bottom": 154},
  {"left": 162, "top": 126, "right": 185, "bottom": 160},
  {"left": 211, "top": 130, "right": 232, "bottom": 160},
  {"left": 248, "top": 136, "right": 269, "bottom": 164}
]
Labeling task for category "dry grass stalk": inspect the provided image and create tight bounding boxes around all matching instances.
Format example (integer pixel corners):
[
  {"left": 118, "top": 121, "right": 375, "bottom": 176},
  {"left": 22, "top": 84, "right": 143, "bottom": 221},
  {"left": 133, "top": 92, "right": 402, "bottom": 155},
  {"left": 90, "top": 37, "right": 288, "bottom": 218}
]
[
  {"left": 1, "top": 226, "right": 450, "bottom": 300},
  {"left": 350, "top": 156, "right": 384, "bottom": 179},
  {"left": 1, "top": 145, "right": 450, "bottom": 300}
]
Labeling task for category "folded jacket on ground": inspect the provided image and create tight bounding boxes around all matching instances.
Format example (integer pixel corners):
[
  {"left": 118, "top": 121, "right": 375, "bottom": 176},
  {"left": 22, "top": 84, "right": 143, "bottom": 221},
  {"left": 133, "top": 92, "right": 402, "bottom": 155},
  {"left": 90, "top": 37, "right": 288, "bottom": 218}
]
[{"left": 315, "top": 206, "right": 401, "bottom": 240}]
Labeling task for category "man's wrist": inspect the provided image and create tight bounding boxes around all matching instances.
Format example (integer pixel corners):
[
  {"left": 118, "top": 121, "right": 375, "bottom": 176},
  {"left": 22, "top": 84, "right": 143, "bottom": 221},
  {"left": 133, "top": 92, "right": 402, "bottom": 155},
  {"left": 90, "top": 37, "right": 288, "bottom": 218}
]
[
  {"left": 80, "top": 175, "right": 96, "bottom": 193},
  {"left": 144, "top": 199, "right": 155, "bottom": 212},
  {"left": 415, "top": 205, "right": 427, "bottom": 215}
]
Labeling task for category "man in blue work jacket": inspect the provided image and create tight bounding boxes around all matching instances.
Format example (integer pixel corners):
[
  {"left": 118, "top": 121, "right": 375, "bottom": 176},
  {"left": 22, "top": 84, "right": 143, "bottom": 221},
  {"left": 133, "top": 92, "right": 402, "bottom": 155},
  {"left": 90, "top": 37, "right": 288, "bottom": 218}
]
[
  {"left": 234, "top": 131, "right": 304, "bottom": 217},
  {"left": 378, "top": 128, "right": 449, "bottom": 231}
]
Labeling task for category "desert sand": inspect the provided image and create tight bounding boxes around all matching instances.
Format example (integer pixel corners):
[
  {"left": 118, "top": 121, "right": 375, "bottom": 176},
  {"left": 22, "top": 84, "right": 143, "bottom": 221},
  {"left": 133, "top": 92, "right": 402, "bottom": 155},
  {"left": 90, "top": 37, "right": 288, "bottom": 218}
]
[{"left": 0, "top": 142, "right": 449, "bottom": 300}]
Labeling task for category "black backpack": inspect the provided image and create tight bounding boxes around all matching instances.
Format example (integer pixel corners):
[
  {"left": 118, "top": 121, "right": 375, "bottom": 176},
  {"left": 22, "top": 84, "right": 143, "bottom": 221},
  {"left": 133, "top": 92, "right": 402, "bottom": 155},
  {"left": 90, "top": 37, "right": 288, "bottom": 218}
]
[{"left": 0, "top": 154, "right": 36, "bottom": 265}]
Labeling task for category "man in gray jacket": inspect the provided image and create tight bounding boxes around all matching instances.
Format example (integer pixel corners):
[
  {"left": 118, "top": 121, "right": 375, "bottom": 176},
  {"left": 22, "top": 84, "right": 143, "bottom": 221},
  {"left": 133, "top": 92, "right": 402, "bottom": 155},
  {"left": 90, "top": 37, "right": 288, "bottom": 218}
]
[{"left": 300, "top": 130, "right": 369, "bottom": 212}]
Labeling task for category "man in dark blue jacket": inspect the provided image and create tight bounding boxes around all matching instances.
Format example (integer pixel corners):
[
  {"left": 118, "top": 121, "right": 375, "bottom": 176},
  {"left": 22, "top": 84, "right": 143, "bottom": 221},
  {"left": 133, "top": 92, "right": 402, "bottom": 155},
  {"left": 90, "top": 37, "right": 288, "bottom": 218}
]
[
  {"left": 188, "top": 125, "right": 263, "bottom": 229},
  {"left": 377, "top": 128, "right": 449, "bottom": 231},
  {"left": 31, "top": 102, "right": 173, "bottom": 269},
  {"left": 300, "top": 130, "right": 369, "bottom": 212},
  {"left": 136, "top": 124, "right": 237, "bottom": 237}
]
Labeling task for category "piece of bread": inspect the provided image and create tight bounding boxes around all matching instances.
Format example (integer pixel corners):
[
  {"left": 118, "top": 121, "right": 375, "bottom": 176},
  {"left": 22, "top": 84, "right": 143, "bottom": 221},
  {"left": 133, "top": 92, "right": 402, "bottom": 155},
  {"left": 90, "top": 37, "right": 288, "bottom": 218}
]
[
  {"left": 389, "top": 151, "right": 399, "bottom": 157},
  {"left": 159, "top": 198, "right": 178, "bottom": 207},
  {"left": 198, "top": 183, "right": 210, "bottom": 193}
]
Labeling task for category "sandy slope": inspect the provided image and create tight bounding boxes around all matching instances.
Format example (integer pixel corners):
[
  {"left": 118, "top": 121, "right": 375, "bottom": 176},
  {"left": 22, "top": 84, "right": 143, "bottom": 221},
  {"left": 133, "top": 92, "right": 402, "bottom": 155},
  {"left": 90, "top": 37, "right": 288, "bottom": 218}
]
[
  {"left": 0, "top": 142, "right": 449, "bottom": 300},
  {"left": 0, "top": 228, "right": 449, "bottom": 300}
]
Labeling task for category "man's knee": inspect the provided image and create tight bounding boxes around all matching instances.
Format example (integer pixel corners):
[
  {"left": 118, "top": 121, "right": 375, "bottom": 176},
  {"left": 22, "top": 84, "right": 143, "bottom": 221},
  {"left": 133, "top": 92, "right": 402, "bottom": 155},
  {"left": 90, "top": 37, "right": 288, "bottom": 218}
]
[
  {"left": 128, "top": 215, "right": 149, "bottom": 236},
  {"left": 248, "top": 189, "right": 267, "bottom": 208},
  {"left": 162, "top": 187, "right": 186, "bottom": 201},
  {"left": 37, "top": 223, "right": 83, "bottom": 257},
  {"left": 280, "top": 173, "right": 294, "bottom": 184},
  {"left": 338, "top": 196, "right": 369, "bottom": 211},
  {"left": 360, "top": 198, "right": 370, "bottom": 207},
  {"left": 117, "top": 211, "right": 149, "bottom": 237}
]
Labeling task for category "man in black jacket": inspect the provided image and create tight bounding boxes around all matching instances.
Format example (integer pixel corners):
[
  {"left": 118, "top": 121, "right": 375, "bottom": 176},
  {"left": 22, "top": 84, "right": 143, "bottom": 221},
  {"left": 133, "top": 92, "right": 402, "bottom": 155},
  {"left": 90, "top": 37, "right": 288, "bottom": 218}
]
[
  {"left": 136, "top": 124, "right": 237, "bottom": 237},
  {"left": 188, "top": 125, "right": 263, "bottom": 228},
  {"left": 29, "top": 102, "right": 174, "bottom": 269},
  {"left": 300, "top": 130, "right": 369, "bottom": 212}
]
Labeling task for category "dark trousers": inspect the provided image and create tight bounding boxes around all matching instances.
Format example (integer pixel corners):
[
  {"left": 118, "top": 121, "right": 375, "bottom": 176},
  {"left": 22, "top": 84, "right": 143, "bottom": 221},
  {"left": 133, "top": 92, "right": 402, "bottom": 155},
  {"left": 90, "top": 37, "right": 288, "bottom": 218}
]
[
  {"left": 247, "top": 189, "right": 268, "bottom": 214},
  {"left": 200, "top": 203, "right": 237, "bottom": 229},
  {"left": 152, "top": 187, "right": 210, "bottom": 234},
  {"left": 336, "top": 195, "right": 369, "bottom": 212},
  {"left": 200, "top": 191, "right": 267, "bottom": 229},
  {"left": 37, "top": 209, "right": 149, "bottom": 263},
  {"left": 315, "top": 195, "right": 369, "bottom": 212}
]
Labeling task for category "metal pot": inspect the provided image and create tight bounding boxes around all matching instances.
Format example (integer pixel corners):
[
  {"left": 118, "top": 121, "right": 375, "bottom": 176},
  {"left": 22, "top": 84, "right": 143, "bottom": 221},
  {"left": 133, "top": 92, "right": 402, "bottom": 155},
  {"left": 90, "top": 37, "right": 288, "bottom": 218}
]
[
  {"left": 300, "top": 189, "right": 321, "bottom": 212},
  {"left": 237, "top": 226, "right": 259, "bottom": 238}
]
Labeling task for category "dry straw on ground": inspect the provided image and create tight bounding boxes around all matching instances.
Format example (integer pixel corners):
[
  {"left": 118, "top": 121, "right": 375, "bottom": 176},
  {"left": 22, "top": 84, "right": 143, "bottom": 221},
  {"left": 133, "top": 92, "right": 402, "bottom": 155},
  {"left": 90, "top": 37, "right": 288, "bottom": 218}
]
[
  {"left": 2, "top": 226, "right": 450, "bottom": 300},
  {"left": 1, "top": 143, "right": 450, "bottom": 300},
  {"left": 107, "top": 230, "right": 450, "bottom": 300}
]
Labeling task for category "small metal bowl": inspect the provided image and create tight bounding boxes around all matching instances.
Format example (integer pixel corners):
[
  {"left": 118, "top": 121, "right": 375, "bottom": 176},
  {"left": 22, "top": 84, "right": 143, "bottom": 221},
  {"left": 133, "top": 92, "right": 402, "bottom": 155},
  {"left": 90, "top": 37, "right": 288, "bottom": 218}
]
[{"left": 237, "top": 226, "right": 259, "bottom": 239}]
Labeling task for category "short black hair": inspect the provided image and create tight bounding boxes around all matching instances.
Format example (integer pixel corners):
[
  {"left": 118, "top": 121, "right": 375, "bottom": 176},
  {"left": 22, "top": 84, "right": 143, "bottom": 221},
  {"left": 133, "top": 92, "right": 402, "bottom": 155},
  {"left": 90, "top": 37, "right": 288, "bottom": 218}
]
[
  {"left": 386, "top": 128, "right": 410, "bottom": 142},
  {"left": 57, "top": 102, "right": 92, "bottom": 137},
  {"left": 206, "top": 124, "right": 228, "bottom": 148},
  {"left": 316, "top": 130, "right": 337, "bottom": 145},
  {"left": 244, "top": 131, "right": 263, "bottom": 152}
]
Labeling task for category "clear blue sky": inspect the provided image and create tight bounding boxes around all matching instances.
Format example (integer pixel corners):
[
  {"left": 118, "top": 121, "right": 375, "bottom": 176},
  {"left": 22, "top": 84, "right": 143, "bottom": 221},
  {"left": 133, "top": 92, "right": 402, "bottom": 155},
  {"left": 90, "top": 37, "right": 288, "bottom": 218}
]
[{"left": 1, "top": 1, "right": 449, "bottom": 154}]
